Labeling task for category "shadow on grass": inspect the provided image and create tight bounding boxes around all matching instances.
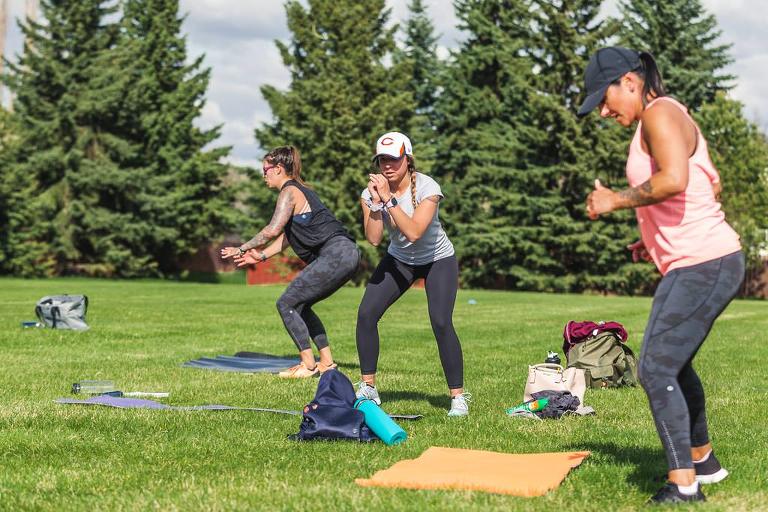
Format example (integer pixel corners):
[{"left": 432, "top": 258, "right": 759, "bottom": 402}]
[
  {"left": 566, "top": 441, "right": 666, "bottom": 493},
  {"left": 380, "top": 390, "right": 450, "bottom": 410}
]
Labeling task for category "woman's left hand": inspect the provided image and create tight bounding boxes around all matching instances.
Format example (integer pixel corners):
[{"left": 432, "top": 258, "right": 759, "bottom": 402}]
[
  {"left": 233, "top": 250, "right": 262, "bottom": 268},
  {"left": 369, "top": 174, "right": 391, "bottom": 202},
  {"left": 221, "top": 247, "right": 241, "bottom": 259},
  {"left": 586, "top": 179, "right": 618, "bottom": 219}
]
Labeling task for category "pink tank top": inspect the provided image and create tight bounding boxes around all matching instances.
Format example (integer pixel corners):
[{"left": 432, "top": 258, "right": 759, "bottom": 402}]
[{"left": 625, "top": 96, "right": 741, "bottom": 275}]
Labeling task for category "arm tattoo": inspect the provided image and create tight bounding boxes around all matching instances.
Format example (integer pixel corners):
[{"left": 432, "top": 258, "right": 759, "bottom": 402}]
[
  {"left": 241, "top": 189, "right": 295, "bottom": 250},
  {"left": 617, "top": 180, "right": 657, "bottom": 208}
]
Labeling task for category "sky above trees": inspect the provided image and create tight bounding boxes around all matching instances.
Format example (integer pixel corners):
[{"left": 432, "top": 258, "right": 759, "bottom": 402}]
[{"left": 2, "top": 0, "right": 765, "bottom": 167}]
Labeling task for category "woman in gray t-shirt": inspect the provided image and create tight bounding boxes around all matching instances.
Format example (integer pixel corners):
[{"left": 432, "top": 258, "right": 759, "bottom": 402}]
[{"left": 354, "top": 132, "right": 469, "bottom": 417}]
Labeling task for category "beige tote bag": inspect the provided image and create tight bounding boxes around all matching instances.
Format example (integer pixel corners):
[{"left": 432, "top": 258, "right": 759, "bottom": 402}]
[{"left": 524, "top": 363, "right": 586, "bottom": 405}]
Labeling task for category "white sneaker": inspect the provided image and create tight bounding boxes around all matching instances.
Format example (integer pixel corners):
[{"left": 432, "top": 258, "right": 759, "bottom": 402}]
[
  {"left": 448, "top": 392, "right": 471, "bottom": 417},
  {"left": 355, "top": 381, "right": 381, "bottom": 405}
]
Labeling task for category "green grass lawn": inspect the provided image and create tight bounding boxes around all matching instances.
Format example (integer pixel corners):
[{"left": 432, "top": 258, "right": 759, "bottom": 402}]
[{"left": 1, "top": 277, "right": 766, "bottom": 511}]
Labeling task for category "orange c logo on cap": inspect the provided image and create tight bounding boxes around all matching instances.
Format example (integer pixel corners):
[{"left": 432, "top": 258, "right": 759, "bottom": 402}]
[{"left": 381, "top": 137, "right": 394, "bottom": 145}]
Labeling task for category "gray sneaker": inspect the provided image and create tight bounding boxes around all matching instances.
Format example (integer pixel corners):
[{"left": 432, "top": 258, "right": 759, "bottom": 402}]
[
  {"left": 355, "top": 381, "right": 381, "bottom": 405},
  {"left": 448, "top": 392, "right": 471, "bottom": 417}
]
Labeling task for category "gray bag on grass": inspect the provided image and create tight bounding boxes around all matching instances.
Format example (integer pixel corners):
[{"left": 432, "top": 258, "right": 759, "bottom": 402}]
[{"left": 35, "top": 295, "right": 89, "bottom": 331}]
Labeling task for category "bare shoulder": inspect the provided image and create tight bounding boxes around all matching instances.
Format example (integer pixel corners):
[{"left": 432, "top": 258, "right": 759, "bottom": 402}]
[{"left": 641, "top": 100, "right": 693, "bottom": 136}]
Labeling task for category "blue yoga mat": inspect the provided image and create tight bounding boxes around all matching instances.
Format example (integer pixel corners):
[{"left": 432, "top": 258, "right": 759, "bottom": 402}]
[
  {"left": 56, "top": 396, "right": 422, "bottom": 420},
  {"left": 182, "top": 352, "right": 304, "bottom": 373}
]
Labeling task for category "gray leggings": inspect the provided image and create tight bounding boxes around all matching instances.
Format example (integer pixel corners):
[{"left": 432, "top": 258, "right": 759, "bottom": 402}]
[
  {"left": 276, "top": 236, "right": 360, "bottom": 352},
  {"left": 638, "top": 251, "right": 744, "bottom": 471}
]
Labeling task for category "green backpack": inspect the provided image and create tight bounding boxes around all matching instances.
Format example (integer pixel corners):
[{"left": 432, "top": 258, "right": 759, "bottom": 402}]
[{"left": 565, "top": 332, "right": 638, "bottom": 388}]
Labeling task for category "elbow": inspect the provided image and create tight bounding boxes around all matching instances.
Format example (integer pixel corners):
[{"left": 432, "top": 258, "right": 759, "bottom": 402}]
[
  {"left": 404, "top": 230, "right": 425, "bottom": 244},
  {"left": 405, "top": 234, "right": 421, "bottom": 244},
  {"left": 262, "top": 227, "right": 281, "bottom": 239},
  {"left": 665, "top": 176, "right": 688, "bottom": 197},
  {"left": 664, "top": 180, "right": 688, "bottom": 199},
  {"left": 365, "top": 232, "right": 382, "bottom": 246}
]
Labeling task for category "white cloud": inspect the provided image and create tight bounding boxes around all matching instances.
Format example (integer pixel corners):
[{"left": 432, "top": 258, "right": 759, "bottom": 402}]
[{"left": 2, "top": 0, "right": 766, "bottom": 154}]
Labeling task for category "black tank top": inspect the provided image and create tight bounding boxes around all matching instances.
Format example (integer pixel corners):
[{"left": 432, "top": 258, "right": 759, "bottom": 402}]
[{"left": 281, "top": 180, "right": 354, "bottom": 263}]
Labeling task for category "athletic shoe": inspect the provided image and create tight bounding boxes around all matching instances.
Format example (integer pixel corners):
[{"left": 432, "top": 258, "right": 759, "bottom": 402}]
[
  {"left": 355, "top": 381, "right": 381, "bottom": 405},
  {"left": 695, "top": 451, "right": 729, "bottom": 484},
  {"left": 317, "top": 362, "right": 338, "bottom": 374},
  {"left": 447, "top": 392, "right": 471, "bottom": 417},
  {"left": 278, "top": 363, "right": 318, "bottom": 378},
  {"left": 648, "top": 483, "right": 705, "bottom": 505},
  {"left": 654, "top": 451, "right": 730, "bottom": 485}
]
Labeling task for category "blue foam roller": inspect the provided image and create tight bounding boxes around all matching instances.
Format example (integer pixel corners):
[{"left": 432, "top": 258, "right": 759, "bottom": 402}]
[{"left": 354, "top": 398, "right": 407, "bottom": 446}]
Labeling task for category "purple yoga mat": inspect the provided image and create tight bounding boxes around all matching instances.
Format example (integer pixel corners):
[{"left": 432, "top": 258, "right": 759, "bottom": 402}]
[
  {"left": 55, "top": 396, "right": 423, "bottom": 420},
  {"left": 56, "top": 395, "right": 300, "bottom": 414}
]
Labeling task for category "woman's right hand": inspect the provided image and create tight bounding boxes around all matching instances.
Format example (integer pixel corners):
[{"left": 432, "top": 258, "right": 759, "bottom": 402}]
[
  {"left": 367, "top": 179, "right": 382, "bottom": 204},
  {"left": 627, "top": 240, "right": 652, "bottom": 263}
]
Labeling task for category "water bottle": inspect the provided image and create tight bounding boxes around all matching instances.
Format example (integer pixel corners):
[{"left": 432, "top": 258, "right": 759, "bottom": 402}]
[
  {"left": 545, "top": 351, "right": 561, "bottom": 365},
  {"left": 506, "top": 397, "right": 550, "bottom": 415},
  {"left": 72, "top": 380, "right": 117, "bottom": 394},
  {"left": 354, "top": 398, "right": 407, "bottom": 445}
]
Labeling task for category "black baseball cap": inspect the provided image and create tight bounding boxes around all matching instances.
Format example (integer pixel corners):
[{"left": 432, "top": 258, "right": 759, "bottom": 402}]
[{"left": 577, "top": 47, "right": 641, "bottom": 117}]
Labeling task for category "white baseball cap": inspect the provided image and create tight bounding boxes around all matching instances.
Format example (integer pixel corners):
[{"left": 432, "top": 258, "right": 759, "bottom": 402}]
[{"left": 372, "top": 131, "right": 413, "bottom": 161}]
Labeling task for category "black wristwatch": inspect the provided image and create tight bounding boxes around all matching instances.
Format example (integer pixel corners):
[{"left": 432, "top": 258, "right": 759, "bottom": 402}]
[
  {"left": 258, "top": 251, "right": 267, "bottom": 262},
  {"left": 384, "top": 196, "right": 398, "bottom": 209}
]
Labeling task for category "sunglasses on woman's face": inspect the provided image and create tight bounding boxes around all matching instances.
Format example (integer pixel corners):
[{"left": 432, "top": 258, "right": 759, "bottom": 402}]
[{"left": 262, "top": 164, "right": 278, "bottom": 176}]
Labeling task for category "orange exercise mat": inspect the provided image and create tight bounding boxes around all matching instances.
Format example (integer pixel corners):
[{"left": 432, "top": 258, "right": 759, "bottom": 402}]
[{"left": 356, "top": 447, "right": 590, "bottom": 496}]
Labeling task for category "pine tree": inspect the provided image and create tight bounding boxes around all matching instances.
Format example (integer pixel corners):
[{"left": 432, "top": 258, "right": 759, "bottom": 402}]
[
  {"left": 255, "top": 0, "right": 413, "bottom": 268},
  {"left": 395, "top": 0, "right": 441, "bottom": 174},
  {"left": 432, "top": 0, "right": 550, "bottom": 289},
  {"left": 3, "top": 0, "right": 121, "bottom": 276},
  {"left": 432, "top": 0, "right": 649, "bottom": 292},
  {"left": 2, "top": 0, "right": 233, "bottom": 276},
  {"left": 530, "top": 0, "right": 657, "bottom": 294},
  {"left": 618, "top": 0, "right": 733, "bottom": 111},
  {"left": 696, "top": 94, "right": 768, "bottom": 275},
  {"left": 119, "top": 0, "right": 235, "bottom": 274}
]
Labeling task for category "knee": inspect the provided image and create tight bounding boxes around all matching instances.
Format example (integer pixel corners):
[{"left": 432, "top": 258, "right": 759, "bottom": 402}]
[
  {"left": 357, "top": 302, "right": 382, "bottom": 327},
  {"left": 276, "top": 296, "right": 294, "bottom": 317},
  {"left": 637, "top": 360, "right": 674, "bottom": 392},
  {"left": 430, "top": 316, "right": 453, "bottom": 338}
]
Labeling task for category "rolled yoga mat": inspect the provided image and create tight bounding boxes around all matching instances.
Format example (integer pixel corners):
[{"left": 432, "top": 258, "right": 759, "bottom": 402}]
[{"left": 355, "top": 398, "right": 407, "bottom": 445}]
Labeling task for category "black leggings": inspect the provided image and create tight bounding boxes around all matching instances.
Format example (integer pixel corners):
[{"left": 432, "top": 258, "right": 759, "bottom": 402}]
[
  {"left": 276, "top": 236, "right": 359, "bottom": 352},
  {"left": 638, "top": 251, "right": 744, "bottom": 471},
  {"left": 356, "top": 254, "right": 464, "bottom": 389}
]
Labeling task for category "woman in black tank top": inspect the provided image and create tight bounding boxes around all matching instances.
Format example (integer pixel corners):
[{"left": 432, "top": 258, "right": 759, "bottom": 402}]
[{"left": 220, "top": 146, "right": 359, "bottom": 378}]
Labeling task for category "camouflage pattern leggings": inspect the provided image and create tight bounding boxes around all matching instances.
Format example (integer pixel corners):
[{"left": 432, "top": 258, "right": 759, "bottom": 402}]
[
  {"left": 638, "top": 251, "right": 744, "bottom": 470},
  {"left": 276, "top": 236, "right": 360, "bottom": 352}
]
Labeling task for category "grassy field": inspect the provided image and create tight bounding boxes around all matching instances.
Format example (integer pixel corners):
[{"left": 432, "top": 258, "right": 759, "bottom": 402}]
[{"left": 1, "top": 277, "right": 766, "bottom": 511}]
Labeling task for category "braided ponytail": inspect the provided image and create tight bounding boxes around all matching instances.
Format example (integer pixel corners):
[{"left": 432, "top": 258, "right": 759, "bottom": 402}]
[{"left": 407, "top": 156, "right": 418, "bottom": 209}]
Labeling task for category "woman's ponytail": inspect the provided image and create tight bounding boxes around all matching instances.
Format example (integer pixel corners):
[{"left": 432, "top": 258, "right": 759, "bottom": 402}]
[
  {"left": 263, "top": 145, "right": 306, "bottom": 185},
  {"left": 637, "top": 51, "right": 666, "bottom": 105}
]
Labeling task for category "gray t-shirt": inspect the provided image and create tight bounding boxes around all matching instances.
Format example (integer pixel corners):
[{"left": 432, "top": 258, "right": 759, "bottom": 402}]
[{"left": 361, "top": 173, "right": 455, "bottom": 265}]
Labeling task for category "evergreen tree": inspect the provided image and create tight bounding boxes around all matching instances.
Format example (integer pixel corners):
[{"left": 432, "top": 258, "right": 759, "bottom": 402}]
[
  {"left": 255, "top": 0, "right": 413, "bottom": 268},
  {"left": 696, "top": 93, "right": 768, "bottom": 275},
  {"left": 618, "top": 0, "right": 734, "bottom": 111},
  {"left": 119, "top": 0, "right": 235, "bottom": 274},
  {"left": 531, "top": 0, "right": 657, "bottom": 294},
  {"left": 3, "top": 0, "right": 121, "bottom": 276},
  {"left": 2, "top": 0, "right": 233, "bottom": 276},
  {"left": 433, "top": 0, "right": 650, "bottom": 292},
  {"left": 395, "top": 0, "right": 441, "bottom": 174}
]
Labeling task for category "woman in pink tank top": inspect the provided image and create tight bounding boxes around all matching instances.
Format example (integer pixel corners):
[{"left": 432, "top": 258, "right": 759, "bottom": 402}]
[{"left": 578, "top": 47, "right": 744, "bottom": 505}]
